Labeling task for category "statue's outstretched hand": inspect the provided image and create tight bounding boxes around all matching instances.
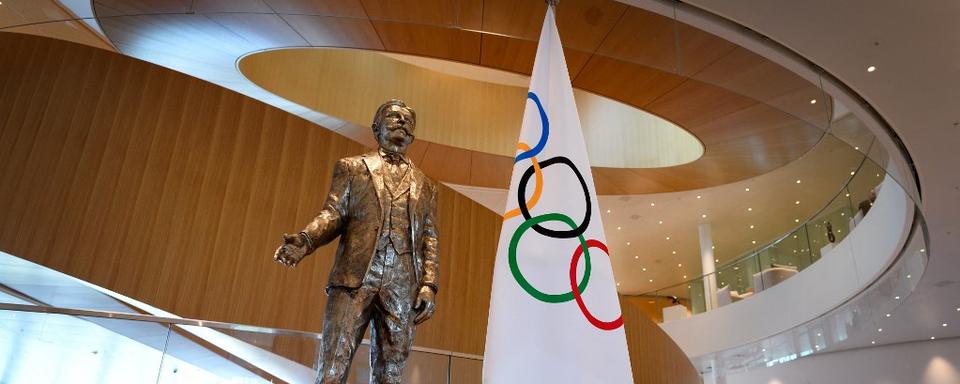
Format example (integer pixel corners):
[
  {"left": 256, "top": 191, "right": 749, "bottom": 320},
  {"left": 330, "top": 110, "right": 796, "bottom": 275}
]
[
  {"left": 274, "top": 233, "right": 307, "bottom": 267},
  {"left": 414, "top": 286, "right": 436, "bottom": 325}
]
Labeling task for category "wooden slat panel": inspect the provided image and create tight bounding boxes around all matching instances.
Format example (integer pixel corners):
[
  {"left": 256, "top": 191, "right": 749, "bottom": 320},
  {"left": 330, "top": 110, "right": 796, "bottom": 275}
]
[
  {"left": 373, "top": 21, "right": 482, "bottom": 63},
  {"left": 281, "top": 14, "right": 383, "bottom": 50},
  {"left": 360, "top": 0, "right": 483, "bottom": 29},
  {"left": 574, "top": 55, "right": 687, "bottom": 107},
  {"left": 261, "top": 0, "right": 367, "bottom": 18},
  {"left": 620, "top": 296, "right": 701, "bottom": 384}
]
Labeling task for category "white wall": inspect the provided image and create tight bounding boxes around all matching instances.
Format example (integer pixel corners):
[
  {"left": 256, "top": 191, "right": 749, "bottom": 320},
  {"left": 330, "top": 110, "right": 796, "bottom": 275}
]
[{"left": 725, "top": 337, "right": 960, "bottom": 384}]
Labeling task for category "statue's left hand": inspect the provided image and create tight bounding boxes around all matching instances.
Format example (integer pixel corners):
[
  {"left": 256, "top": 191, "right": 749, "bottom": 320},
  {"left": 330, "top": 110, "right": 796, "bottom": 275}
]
[{"left": 414, "top": 286, "right": 436, "bottom": 325}]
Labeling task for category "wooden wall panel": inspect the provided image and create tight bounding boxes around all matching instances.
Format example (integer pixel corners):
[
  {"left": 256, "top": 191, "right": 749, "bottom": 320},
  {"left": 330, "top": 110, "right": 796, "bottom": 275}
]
[
  {"left": 0, "top": 33, "right": 700, "bottom": 383},
  {"left": 621, "top": 297, "right": 702, "bottom": 384}
]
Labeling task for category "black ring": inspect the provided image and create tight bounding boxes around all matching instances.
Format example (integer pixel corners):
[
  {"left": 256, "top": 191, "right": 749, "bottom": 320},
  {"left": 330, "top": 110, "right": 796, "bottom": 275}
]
[{"left": 517, "top": 156, "right": 591, "bottom": 239}]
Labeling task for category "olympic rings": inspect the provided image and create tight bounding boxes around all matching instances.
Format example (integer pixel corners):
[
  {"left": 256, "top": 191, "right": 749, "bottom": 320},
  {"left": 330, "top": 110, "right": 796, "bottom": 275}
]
[
  {"left": 570, "top": 240, "right": 624, "bottom": 330},
  {"left": 509, "top": 213, "right": 591, "bottom": 303},
  {"left": 504, "top": 90, "right": 621, "bottom": 331},
  {"left": 517, "top": 156, "right": 591, "bottom": 239}
]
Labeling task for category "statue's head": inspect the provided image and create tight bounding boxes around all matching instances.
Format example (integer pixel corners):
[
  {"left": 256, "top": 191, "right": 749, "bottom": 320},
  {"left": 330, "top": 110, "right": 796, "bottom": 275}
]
[{"left": 372, "top": 99, "right": 416, "bottom": 154}]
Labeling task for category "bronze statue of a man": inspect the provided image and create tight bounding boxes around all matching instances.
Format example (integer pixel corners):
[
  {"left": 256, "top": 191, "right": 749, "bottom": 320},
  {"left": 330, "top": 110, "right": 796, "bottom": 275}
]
[{"left": 273, "top": 99, "right": 439, "bottom": 384}]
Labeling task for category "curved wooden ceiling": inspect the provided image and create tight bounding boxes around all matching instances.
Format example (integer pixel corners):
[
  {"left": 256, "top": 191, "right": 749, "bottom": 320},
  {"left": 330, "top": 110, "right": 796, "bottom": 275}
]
[{"left": 26, "top": 0, "right": 833, "bottom": 193}]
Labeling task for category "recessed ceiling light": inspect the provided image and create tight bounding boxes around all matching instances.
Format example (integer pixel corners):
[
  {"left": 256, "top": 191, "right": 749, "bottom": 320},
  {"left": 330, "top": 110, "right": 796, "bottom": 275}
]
[
  {"left": 745, "top": 187, "right": 751, "bottom": 192},
  {"left": 931, "top": 336, "right": 936, "bottom": 340},
  {"left": 606, "top": 209, "right": 611, "bottom": 213},
  {"left": 920, "top": 249, "right": 926, "bottom": 253},
  {"left": 850, "top": 171, "right": 856, "bottom": 175},
  {"left": 616, "top": 282, "right": 620, "bottom": 286},
  {"left": 817, "top": 332, "right": 821, "bottom": 336},
  {"left": 845, "top": 193, "right": 850, "bottom": 197},
  {"left": 712, "top": 245, "right": 715, "bottom": 249},
  {"left": 810, "top": 99, "right": 817, "bottom": 104},
  {"left": 885, "top": 313, "right": 891, "bottom": 318},
  {"left": 795, "top": 200, "right": 800, "bottom": 205},
  {"left": 749, "top": 225, "right": 755, "bottom": 229},
  {"left": 701, "top": 214, "right": 707, "bottom": 218},
  {"left": 878, "top": 328, "right": 883, "bottom": 332},
  {"left": 658, "top": 220, "right": 663, "bottom": 224},
  {"left": 795, "top": 218, "right": 800, "bottom": 223},
  {"left": 677, "top": 263, "right": 682, "bottom": 268},
  {"left": 796, "top": 179, "right": 802, "bottom": 184},
  {"left": 752, "top": 240, "right": 757, "bottom": 244},
  {"left": 895, "top": 296, "right": 900, "bottom": 300},
  {"left": 907, "top": 274, "right": 912, "bottom": 279},
  {"left": 617, "top": 226, "right": 621, "bottom": 230},
  {"left": 867, "top": 65, "right": 877, "bottom": 72},
  {"left": 943, "top": 323, "right": 949, "bottom": 327},
  {"left": 683, "top": 275, "right": 687, "bottom": 279},
  {"left": 650, "top": 202, "right": 656, "bottom": 207},
  {"left": 747, "top": 207, "right": 753, "bottom": 212},
  {"left": 634, "top": 255, "right": 639, "bottom": 259},
  {"left": 696, "top": 195, "right": 702, "bottom": 199},
  {"left": 642, "top": 267, "right": 647, "bottom": 272},
  {"left": 855, "top": 146, "right": 860, "bottom": 150},
  {"left": 649, "top": 279, "right": 654, "bottom": 283},
  {"left": 665, "top": 236, "right": 670, "bottom": 240},
  {"left": 871, "top": 341, "right": 876, "bottom": 345},
  {"left": 671, "top": 250, "right": 677, "bottom": 255},
  {"left": 626, "top": 241, "right": 631, "bottom": 246}
]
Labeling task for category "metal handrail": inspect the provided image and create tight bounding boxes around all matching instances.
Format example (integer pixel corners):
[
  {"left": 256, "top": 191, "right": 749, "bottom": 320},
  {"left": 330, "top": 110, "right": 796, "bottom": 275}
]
[{"left": 0, "top": 302, "right": 484, "bottom": 361}]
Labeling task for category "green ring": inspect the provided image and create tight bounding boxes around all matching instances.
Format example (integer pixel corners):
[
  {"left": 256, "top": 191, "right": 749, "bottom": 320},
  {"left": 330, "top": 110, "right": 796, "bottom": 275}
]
[{"left": 509, "top": 213, "right": 591, "bottom": 303}]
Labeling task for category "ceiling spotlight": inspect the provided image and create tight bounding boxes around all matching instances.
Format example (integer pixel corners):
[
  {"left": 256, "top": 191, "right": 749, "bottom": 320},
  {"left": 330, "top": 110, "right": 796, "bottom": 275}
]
[
  {"left": 796, "top": 179, "right": 802, "bottom": 184},
  {"left": 626, "top": 241, "right": 631, "bottom": 246},
  {"left": 617, "top": 226, "right": 621, "bottom": 230},
  {"left": 650, "top": 202, "right": 656, "bottom": 207},
  {"left": 616, "top": 282, "right": 621, "bottom": 286},
  {"left": 931, "top": 337, "right": 937, "bottom": 340},
  {"left": 658, "top": 220, "right": 663, "bottom": 224},
  {"left": 895, "top": 296, "right": 900, "bottom": 300},
  {"left": 665, "top": 236, "right": 671, "bottom": 240},
  {"left": 642, "top": 267, "right": 647, "bottom": 272},
  {"left": 683, "top": 275, "right": 687, "bottom": 279},
  {"left": 871, "top": 341, "right": 876, "bottom": 345},
  {"left": 712, "top": 245, "right": 715, "bottom": 249},
  {"left": 850, "top": 171, "right": 856, "bottom": 175},
  {"left": 606, "top": 209, "right": 611, "bottom": 213},
  {"left": 878, "top": 328, "right": 883, "bottom": 332},
  {"left": 920, "top": 249, "right": 926, "bottom": 253},
  {"left": 634, "top": 255, "right": 639, "bottom": 259},
  {"left": 907, "top": 274, "right": 912, "bottom": 279},
  {"left": 747, "top": 207, "right": 753, "bottom": 212},
  {"left": 795, "top": 200, "right": 800, "bottom": 205},
  {"left": 810, "top": 99, "right": 817, "bottom": 104},
  {"left": 715, "top": 258, "right": 719, "bottom": 263},
  {"left": 855, "top": 146, "right": 860, "bottom": 150},
  {"left": 795, "top": 218, "right": 800, "bottom": 223},
  {"left": 845, "top": 193, "right": 850, "bottom": 197},
  {"left": 885, "top": 313, "right": 891, "bottom": 318},
  {"left": 749, "top": 225, "right": 755, "bottom": 229},
  {"left": 701, "top": 214, "right": 707, "bottom": 218},
  {"left": 817, "top": 333, "right": 821, "bottom": 336},
  {"left": 649, "top": 279, "right": 654, "bottom": 283},
  {"left": 943, "top": 323, "right": 949, "bottom": 327},
  {"left": 696, "top": 195, "right": 702, "bottom": 199},
  {"left": 677, "top": 263, "right": 683, "bottom": 268},
  {"left": 867, "top": 65, "right": 877, "bottom": 72},
  {"left": 745, "top": 187, "right": 751, "bottom": 192},
  {"left": 752, "top": 240, "right": 757, "bottom": 244}
]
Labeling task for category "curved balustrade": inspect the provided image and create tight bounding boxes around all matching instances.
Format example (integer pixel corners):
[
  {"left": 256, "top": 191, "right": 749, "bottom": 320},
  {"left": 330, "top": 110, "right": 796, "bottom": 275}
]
[{"left": 636, "top": 122, "right": 922, "bottom": 325}]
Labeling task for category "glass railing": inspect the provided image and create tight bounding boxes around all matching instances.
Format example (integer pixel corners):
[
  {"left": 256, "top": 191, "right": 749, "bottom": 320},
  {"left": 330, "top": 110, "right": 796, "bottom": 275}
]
[
  {"left": 0, "top": 302, "right": 482, "bottom": 384},
  {"left": 638, "top": 130, "right": 918, "bottom": 321}
]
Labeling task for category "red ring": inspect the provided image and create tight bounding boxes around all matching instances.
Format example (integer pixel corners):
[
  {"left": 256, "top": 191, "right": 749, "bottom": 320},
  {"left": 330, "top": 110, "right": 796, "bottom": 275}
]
[{"left": 569, "top": 239, "right": 623, "bottom": 330}]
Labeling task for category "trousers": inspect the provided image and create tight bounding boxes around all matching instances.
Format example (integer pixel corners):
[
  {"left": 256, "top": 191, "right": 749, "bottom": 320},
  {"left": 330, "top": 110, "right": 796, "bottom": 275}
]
[{"left": 315, "top": 243, "right": 418, "bottom": 384}]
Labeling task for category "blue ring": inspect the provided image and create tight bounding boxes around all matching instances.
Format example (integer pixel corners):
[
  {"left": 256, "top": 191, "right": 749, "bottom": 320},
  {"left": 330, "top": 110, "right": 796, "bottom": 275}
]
[{"left": 515, "top": 92, "right": 549, "bottom": 163}]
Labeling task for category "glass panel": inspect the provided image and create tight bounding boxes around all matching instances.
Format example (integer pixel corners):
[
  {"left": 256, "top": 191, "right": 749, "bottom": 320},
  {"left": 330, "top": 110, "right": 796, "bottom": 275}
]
[
  {"left": 715, "top": 256, "right": 760, "bottom": 304},
  {"left": 159, "top": 324, "right": 318, "bottom": 383},
  {"left": 0, "top": 310, "right": 171, "bottom": 384}
]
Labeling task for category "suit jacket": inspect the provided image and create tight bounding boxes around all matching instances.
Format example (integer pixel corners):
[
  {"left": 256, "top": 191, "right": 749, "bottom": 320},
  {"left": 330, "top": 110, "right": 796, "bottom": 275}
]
[{"left": 302, "top": 150, "right": 439, "bottom": 292}]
